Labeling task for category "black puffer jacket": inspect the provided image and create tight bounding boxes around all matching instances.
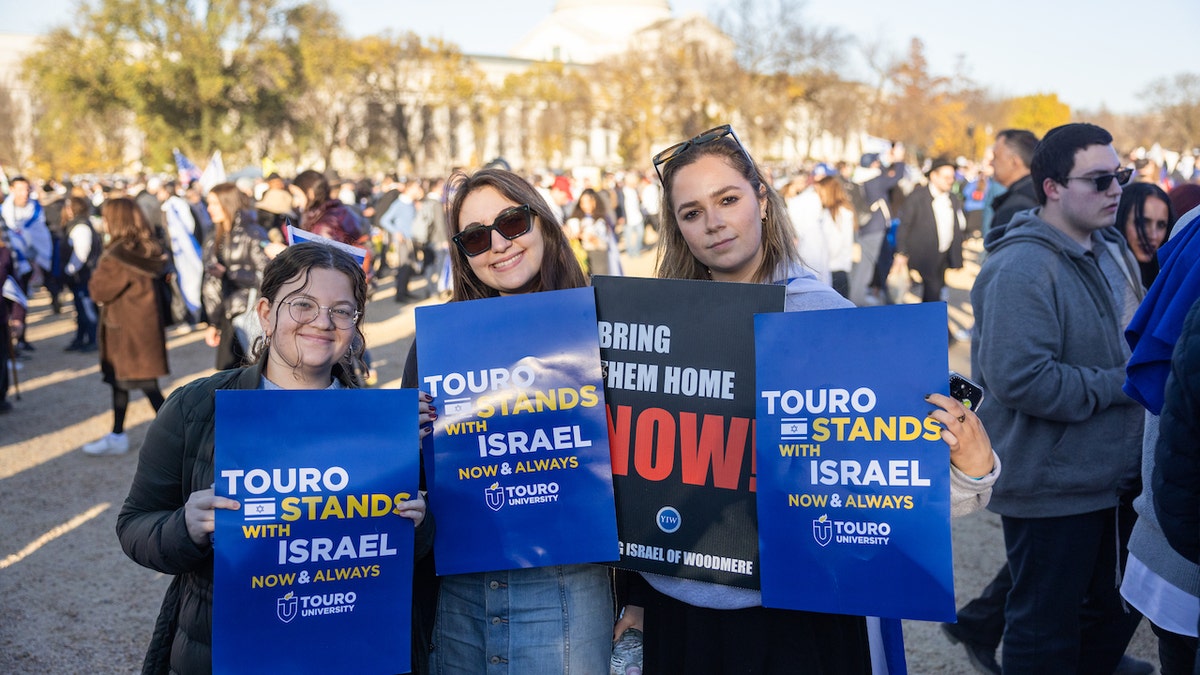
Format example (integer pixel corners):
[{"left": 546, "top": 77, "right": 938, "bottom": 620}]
[
  {"left": 1153, "top": 297, "right": 1200, "bottom": 564},
  {"left": 201, "top": 214, "right": 270, "bottom": 330},
  {"left": 117, "top": 360, "right": 380, "bottom": 674}
]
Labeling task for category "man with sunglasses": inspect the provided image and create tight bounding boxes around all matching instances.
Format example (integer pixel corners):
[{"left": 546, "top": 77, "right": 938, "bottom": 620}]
[{"left": 969, "top": 123, "right": 1149, "bottom": 674}]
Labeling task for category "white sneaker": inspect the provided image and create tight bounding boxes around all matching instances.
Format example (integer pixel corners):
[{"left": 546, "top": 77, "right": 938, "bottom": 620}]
[{"left": 82, "top": 432, "right": 129, "bottom": 456}]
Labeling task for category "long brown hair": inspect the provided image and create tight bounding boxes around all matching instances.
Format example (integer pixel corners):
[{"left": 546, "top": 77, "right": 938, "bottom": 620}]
[
  {"left": 101, "top": 197, "right": 161, "bottom": 255},
  {"left": 209, "top": 182, "right": 248, "bottom": 248},
  {"left": 814, "top": 176, "right": 853, "bottom": 216},
  {"left": 653, "top": 130, "right": 798, "bottom": 283},
  {"left": 445, "top": 168, "right": 587, "bottom": 301}
]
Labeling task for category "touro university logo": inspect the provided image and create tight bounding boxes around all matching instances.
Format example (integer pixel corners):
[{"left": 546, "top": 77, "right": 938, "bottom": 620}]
[
  {"left": 813, "top": 515, "right": 833, "bottom": 547},
  {"left": 277, "top": 592, "right": 298, "bottom": 623},
  {"left": 485, "top": 482, "right": 505, "bottom": 512},
  {"left": 810, "top": 515, "right": 891, "bottom": 547}
]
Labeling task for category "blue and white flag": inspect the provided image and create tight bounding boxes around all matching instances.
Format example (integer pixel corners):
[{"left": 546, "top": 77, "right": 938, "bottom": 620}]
[
  {"left": 200, "top": 150, "right": 227, "bottom": 194},
  {"left": 285, "top": 224, "right": 367, "bottom": 265},
  {"left": 1, "top": 197, "right": 51, "bottom": 272},
  {"left": 163, "top": 195, "right": 202, "bottom": 318},
  {"left": 173, "top": 148, "right": 202, "bottom": 185},
  {"left": 2, "top": 277, "right": 27, "bottom": 308}
]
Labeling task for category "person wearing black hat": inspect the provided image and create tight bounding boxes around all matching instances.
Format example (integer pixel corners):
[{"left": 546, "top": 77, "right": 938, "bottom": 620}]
[{"left": 893, "top": 157, "right": 966, "bottom": 308}]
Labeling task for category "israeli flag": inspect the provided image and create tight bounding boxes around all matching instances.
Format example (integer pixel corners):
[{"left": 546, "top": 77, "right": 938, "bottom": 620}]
[
  {"left": 199, "top": 150, "right": 226, "bottom": 194},
  {"left": 173, "top": 148, "right": 202, "bottom": 185},
  {"left": 2, "top": 277, "right": 27, "bottom": 308},
  {"left": 285, "top": 224, "right": 367, "bottom": 264},
  {"left": 163, "top": 196, "right": 202, "bottom": 318},
  {"left": 781, "top": 418, "right": 808, "bottom": 439},
  {"left": 243, "top": 498, "right": 277, "bottom": 522}
]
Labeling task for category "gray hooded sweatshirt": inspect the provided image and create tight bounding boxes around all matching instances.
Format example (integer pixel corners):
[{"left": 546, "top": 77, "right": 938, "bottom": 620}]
[{"left": 970, "top": 209, "right": 1143, "bottom": 518}]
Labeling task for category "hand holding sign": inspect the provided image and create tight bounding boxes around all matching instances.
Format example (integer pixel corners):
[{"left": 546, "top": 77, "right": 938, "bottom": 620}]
[{"left": 184, "top": 487, "right": 240, "bottom": 546}]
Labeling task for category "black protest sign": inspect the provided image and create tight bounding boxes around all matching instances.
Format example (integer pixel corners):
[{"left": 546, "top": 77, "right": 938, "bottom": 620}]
[{"left": 592, "top": 275, "right": 785, "bottom": 589}]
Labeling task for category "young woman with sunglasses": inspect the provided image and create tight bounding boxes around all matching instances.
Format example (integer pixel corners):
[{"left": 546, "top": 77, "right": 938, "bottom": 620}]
[
  {"left": 118, "top": 242, "right": 431, "bottom": 674},
  {"left": 619, "top": 125, "right": 1000, "bottom": 674},
  {"left": 401, "top": 169, "right": 612, "bottom": 674}
]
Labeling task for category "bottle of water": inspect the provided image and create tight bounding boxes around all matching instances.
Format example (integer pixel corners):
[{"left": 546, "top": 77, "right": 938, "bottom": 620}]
[{"left": 611, "top": 627, "right": 643, "bottom": 675}]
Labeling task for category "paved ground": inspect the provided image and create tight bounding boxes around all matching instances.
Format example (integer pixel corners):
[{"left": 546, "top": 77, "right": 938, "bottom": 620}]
[{"left": 0, "top": 240, "right": 1159, "bottom": 672}]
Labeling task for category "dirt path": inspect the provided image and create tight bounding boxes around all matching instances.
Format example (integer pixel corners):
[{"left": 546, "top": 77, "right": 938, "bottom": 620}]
[{"left": 0, "top": 244, "right": 1160, "bottom": 673}]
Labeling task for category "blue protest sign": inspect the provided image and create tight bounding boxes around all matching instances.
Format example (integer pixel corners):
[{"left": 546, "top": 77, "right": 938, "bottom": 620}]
[
  {"left": 755, "top": 303, "right": 954, "bottom": 621},
  {"left": 416, "top": 287, "right": 619, "bottom": 575},
  {"left": 213, "top": 389, "right": 418, "bottom": 674}
]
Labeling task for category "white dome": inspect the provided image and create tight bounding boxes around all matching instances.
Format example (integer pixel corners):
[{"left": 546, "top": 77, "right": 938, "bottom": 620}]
[{"left": 510, "top": 0, "right": 674, "bottom": 63}]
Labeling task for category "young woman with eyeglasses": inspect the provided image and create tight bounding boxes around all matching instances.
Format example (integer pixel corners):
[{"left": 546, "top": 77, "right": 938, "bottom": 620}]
[
  {"left": 618, "top": 125, "right": 1000, "bottom": 674},
  {"left": 118, "top": 242, "right": 431, "bottom": 674},
  {"left": 400, "top": 169, "right": 611, "bottom": 674}
]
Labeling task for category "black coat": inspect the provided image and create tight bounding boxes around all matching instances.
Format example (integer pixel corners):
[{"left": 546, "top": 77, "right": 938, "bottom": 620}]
[
  {"left": 991, "top": 174, "right": 1039, "bottom": 230},
  {"left": 895, "top": 185, "right": 965, "bottom": 279},
  {"left": 117, "top": 360, "right": 402, "bottom": 674},
  {"left": 201, "top": 217, "right": 271, "bottom": 329},
  {"left": 1153, "top": 297, "right": 1200, "bottom": 563}
]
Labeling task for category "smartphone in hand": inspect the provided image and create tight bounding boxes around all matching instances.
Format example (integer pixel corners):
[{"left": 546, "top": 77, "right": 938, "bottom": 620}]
[{"left": 950, "top": 371, "right": 985, "bottom": 411}]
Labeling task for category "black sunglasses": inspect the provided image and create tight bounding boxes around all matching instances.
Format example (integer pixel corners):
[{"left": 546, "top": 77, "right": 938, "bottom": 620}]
[
  {"left": 452, "top": 204, "right": 535, "bottom": 257},
  {"left": 1064, "top": 167, "right": 1134, "bottom": 192},
  {"left": 652, "top": 125, "right": 751, "bottom": 184}
]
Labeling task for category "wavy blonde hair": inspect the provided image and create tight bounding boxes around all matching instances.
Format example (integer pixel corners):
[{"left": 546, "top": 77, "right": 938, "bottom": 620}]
[{"left": 653, "top": 133, "right": 798, "bottom": 283}]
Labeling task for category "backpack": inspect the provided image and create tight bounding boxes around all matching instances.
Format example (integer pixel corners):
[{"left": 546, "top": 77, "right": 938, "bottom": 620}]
[{"left": 62, "top": 218, "right": 103, "bottom": 285}]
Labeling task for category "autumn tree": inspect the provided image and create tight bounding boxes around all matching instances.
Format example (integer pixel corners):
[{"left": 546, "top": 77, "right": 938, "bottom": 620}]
[
  {"left": 500, "top": 61, "right": 589, "bottom": 169},
  {"left": 23, "top": 0, "right": 301, "bottom": 173},
  {"left": 1003, "top": 93, "right": 1071, "bottom": 138},
  {"left": 588, "top": 49, "right": 657, "bottom": 168},
  {"left": 878, "top": 38, "right": 982, "bottom": 161},
  {"left": 0, "top": 80, "right": 26, "bottom": 169},
  {"left": 1141, "top": 73, "right": 1200, "bottom": 151},
  {"left": 716, "top": 0, "right": 850, "bottom": 157},
  {"left": 858, "top": 35, "right": 902, "bottom": 134}
]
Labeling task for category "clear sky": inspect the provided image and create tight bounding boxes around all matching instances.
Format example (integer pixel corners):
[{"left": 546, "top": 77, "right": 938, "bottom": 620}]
[{"left": 4, "top": 0, "right": 1197, "bottom": 114}]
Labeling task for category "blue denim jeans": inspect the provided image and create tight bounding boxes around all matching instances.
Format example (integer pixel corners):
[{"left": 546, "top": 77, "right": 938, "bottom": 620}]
[{"left": 432, "top": 564, "right": 613, "bottom": 674}]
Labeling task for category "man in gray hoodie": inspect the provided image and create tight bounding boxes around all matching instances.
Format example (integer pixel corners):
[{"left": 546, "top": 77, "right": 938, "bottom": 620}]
[{"left": 969, "top": 123, "right": 1146, "bottom": 674}]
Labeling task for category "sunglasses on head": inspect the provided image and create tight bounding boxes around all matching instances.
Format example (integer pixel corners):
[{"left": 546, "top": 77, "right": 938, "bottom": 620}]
[
  {"left": 453, "top": 204, "right": 534, "bottom": 257},
  {"left": 652, "top": 124, "right": 751, "bottom": 184},
  {"left": 1064, "top": 167, "right": 1134, "bottom": 192}
]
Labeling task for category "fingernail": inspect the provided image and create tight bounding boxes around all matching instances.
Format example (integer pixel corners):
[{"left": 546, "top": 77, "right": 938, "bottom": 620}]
[
  {"left": 430, "top": 413, "right": 438, "bottom": 420},
  {"left": 429, "top": 405, "right": 437, "bottom": 414},
  {"left": 924, "top": 393, "right": 932, "bottom": 400},
  {"left": 927, "top": 410, "right": 935, "bottom": 416}
]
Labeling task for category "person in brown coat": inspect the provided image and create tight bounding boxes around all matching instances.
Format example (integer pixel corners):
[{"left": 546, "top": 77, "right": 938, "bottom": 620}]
[{"left": 83, "top": 197, "right": 169, "bottom": 455}]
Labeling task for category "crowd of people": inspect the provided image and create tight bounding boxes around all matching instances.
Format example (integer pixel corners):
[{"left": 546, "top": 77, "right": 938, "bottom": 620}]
[{"left": 5, "top": 122, "right": 1200, "bottom": 674}]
